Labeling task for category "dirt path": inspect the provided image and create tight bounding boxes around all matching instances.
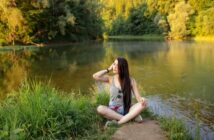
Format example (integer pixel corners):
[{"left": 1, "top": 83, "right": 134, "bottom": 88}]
[{"left": 111, "top": 120, "right": 168, "bottom": 140}]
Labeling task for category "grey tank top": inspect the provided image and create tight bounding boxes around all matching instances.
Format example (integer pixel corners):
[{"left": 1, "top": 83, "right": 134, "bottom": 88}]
[
  {"left": 109, "top": 76, "right": 124, "bottom": 107},
  {"left": 109, "top": 76, "right": 135, "bottom": 107}
]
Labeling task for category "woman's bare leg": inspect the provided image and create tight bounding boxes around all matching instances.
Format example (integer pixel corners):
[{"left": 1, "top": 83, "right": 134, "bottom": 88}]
[
  {"left": 118, "top": 102, "right": 146, "bottom": 125},
  {"left": 97, "top": 105, "right": 123, "bottom": 121}
]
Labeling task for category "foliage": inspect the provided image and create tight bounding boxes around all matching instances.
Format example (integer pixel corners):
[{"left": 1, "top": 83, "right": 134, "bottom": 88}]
[
  {"left": 0, "top": 0, "right": 103, "bottom": 45},
  {"left": 1, "top": 0, "right": 214, "bottom": 44},
  {"left": 167, "top": 1, "right": 194, "bottom": 39},
  {"left": 195, "top": 7, "right": 214, "bottom": 36},
  {"left": 107, "top": 3, "right": 163, "bottom": 35},
  {"left": 188, "top": 0, "right": 214, "bottom": 11},
  {"left": 0, "top": 0, "right": 31, "bottom": 45},
  {"left": 100, "top": 0, "right": 214, "bottom": 39},
  {"left": 99, "top": 0, "right": 143, "bottom": 31},
  {"left": 17, "top": 0, "right": 103, "bottom": 43},
  {"left": 0, "top": 80, "right": 110, "bottom": 139},
  {"left": 109, "top": 16, "right": 127, "bottom": 35}
]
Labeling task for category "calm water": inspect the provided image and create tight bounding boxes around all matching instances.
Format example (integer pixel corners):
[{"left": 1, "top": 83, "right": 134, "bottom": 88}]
[{"left": 0, "top": 40, "right": 214, "bottom": 139}]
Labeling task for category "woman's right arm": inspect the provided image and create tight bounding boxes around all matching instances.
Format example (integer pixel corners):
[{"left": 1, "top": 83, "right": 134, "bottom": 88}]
[
  {"left": 92, "top": 69, "right": 109, "bottom": 83},
  {"left": 92, "top": 64, "right": 113, "bottom": 83}
]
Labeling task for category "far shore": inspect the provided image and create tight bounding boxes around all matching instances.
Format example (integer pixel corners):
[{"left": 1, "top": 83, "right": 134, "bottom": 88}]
[
  {"left": 0, "top": 39, "right": 102, "bottom": 52},
  {"left": 107, "top": 34, "right": 165, "bottom": 41},
  {"left": 108, "top": 35, "right": 214, "bottom": 42},
  {"left": 1, "top": 35, "right": 214, "bottom": 52}
]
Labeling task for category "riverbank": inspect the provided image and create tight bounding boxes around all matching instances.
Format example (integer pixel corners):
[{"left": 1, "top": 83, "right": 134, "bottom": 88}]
[
  {"left": 193, "top": 35, "right": 214, "bottom": 42},
  {"left": 0, "top": 39, "right": 102, "bottom": 53},
  {"left": 0, "top": 35, "right": 165, "bottom": 51},
  {"left": 107, "top": 35, "right": 214, "bottom": 42},
  {"left": 1, "top": 35, "right": 214, "bottom": 53},
  {"left": 107, "top": 35, "right": 165, "bottom": 41},
  {"left": 0, "top": 80, "right": 194, "bottom": 139}
]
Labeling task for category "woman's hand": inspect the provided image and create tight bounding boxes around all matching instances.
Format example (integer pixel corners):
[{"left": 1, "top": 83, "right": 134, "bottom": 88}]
[
  {"left": 140, "top": 97, "right": 147, "bottom": 107},
  {"left": 108, "top": 63, "right": 114, "bottom": 71}
]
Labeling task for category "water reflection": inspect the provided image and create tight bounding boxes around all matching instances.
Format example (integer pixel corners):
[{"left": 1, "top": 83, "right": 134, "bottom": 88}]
[
  {"left": 0, "top": 50, "right": 32, "bottom": 98},
  {"left": 29, "top": 42, "right": 106, "bottom": 93}
]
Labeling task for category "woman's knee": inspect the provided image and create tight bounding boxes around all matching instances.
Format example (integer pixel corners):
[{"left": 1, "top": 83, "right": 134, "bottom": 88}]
[{"left": 97, "top": 105, "right": 106, "bottom": 115}]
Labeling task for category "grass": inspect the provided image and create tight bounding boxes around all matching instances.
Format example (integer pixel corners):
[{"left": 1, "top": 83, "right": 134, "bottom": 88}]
[
  {"left": 0, "top": 80, "right": 194, "bottom": 140},
  {"left": 158, "top": 117, "right": 193, "bottom": 140},
  {"left": 0, "top": 80, "right": 114, "bottom": 139},
  {"left": 107, "top": 34, "right": 165, "bottom": 41}
]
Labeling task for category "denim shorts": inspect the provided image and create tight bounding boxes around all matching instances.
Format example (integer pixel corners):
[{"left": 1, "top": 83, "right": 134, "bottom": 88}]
[{"left": 109, "top": 105, "right": 124, "bottom": 115}]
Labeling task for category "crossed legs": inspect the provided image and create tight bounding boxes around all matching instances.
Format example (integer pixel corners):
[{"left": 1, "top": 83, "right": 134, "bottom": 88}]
[
  {"left": 97, "top": 102, "right": 146, "bottom": 125},
  {"left": 97, "top": 105, "right": 123, "bottom": 121}
]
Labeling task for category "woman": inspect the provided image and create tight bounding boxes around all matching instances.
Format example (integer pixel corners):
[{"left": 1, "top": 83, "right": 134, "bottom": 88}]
[{"left": 92, "top": 57, "right": 147, "bottom": 125}]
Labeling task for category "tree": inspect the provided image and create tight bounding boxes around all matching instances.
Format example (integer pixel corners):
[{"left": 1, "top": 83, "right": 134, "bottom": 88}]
[
  {"left": 167, "top": 1, "right": 194, "bottom": 39},
  {"left": 188, "top": 0, "right": 214, "bottom": 11},
  {"left": 195, "top": 7, "right": 214, "bottom": 35},
  {"left": 0, "top": 0, "right": 104, "bottom": 45},
  {"left": 0, "top": 0, "right": 30, "bottom": 45},
  {"left": 110, "top": 15, "right": 127, "bottom": 35}
]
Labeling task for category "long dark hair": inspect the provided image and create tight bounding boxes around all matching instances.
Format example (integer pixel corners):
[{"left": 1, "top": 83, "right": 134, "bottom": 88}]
[{"left": 117, "top": 57, "right": 132, "bottom": 115}]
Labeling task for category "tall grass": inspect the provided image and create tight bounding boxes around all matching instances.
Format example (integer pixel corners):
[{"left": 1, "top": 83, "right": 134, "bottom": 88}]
[{"left": 0, "top": 81, "right": 111, "bottom": 139}]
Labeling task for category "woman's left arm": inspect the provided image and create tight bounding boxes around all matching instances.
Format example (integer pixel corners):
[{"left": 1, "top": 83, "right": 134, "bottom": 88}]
[{"left": 131, "top": 78, "right": 147, "bottom": 106}]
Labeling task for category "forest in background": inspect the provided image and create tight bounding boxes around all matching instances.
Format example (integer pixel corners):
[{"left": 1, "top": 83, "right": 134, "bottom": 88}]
[
  {"left": 0, "top": 0, "right": 214, "bottom": 45},
  {"left": 0, "top": 0, "right": 103, "bottom": 45},
  {"left": 100, "top": 0, "right": 214, "bottom": 39}
]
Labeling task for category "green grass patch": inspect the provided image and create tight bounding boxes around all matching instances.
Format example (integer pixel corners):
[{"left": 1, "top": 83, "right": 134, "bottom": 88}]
[
  {"left": 158, "top": 117, "right": 193, "bottom": 140},
  {"left": 0, "top": 81, "right": 113, "bottom": 139},
  {"left": 107, "top": 34, "right": 165, "bottom": 41}
]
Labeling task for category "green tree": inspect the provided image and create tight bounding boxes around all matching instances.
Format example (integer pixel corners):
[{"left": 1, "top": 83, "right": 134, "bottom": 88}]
[
  {"left": 167, "top": 1, "right": 194, "bottom": 39},
  {"left": 99, "top": 0, "right": 145, "bottom": 33},
  {"left": 188, "top": 0, "right": 214, "bottom": 11},
  {"left": 195, "top": 7, "right": 214, "bottom": 35},
  {"left": 121, "top": 4, "right": 161, "bottom": 35},
  {"left": 110, "top": 15, "right": 127, "bottom": 35},
  {"left": 17, "top": 0, "right": 103, "bottom": 42},
  {"left": 0, "top": 0, "right": 30, "bottom": 45},
  {"left": 0, "top": 0, "right": 103, "bottom": 45}
]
